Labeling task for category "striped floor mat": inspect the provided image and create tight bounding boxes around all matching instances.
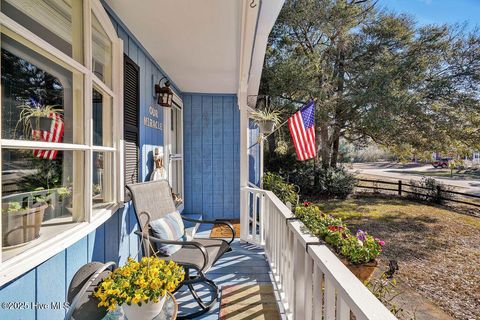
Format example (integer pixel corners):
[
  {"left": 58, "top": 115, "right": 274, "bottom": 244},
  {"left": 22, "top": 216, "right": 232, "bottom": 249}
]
[{"left": 219, "top": 284, "right": 281, "bottom": 320}]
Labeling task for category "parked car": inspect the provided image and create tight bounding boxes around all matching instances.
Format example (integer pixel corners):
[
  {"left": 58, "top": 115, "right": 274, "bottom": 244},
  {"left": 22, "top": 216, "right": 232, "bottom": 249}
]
[{"left": 431, "top": 158, "right": 452, "bottom": 168}]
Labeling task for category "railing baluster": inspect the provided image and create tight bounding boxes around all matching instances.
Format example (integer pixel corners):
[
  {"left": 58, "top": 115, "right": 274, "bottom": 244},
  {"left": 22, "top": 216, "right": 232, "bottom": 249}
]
[
  {"left": 324, "top": 277, "right": 336, "bottom": 319},
  {"left": 275, "top": 202, "right": 280, "bottom": 270},
  {"left": 336, "top": 296, "right": 350, "bottom": 320},
  {"left": 293, "top": 238, "right": 306, "bottom": 319},
  {"left": 264, "top": 194, "right": 270, "bottom": 261},
  {"left": 288, "top": 228, "right": 295, "bottom": 314},
  {"left": 253, "top": 193, "right": 256, "bottom": 240},
  {"left": 313, "top": 264, "right": 324, "bottom": 318},
  {"left": 260, "top": 194, "right": 265, "bottom": 244},
  {"left": 304, "top": 253, "right": 314, "bottom": 320},
  {"left": 272, "top": 204, "right": 277, "bottom": 271}
]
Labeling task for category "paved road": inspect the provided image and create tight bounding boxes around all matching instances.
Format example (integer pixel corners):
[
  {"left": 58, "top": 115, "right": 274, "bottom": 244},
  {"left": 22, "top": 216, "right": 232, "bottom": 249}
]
[{"left": 350, "top": 163, "right": 480, "bottom": 195}]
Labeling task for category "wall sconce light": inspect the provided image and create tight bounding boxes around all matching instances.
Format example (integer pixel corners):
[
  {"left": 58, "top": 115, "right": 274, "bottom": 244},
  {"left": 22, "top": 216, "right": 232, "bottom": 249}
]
[{"left": 155, "top": 76, "right": 173, "bottom": 108}]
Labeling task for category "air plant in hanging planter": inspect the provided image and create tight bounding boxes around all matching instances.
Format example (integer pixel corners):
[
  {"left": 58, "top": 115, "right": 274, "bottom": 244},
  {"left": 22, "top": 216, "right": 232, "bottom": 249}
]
[
  {"left": 275, "top": 140, "right": 289, "bottom": 155},
  {"left": 251, "top": 109, "right": 280, "bottom": 134}
]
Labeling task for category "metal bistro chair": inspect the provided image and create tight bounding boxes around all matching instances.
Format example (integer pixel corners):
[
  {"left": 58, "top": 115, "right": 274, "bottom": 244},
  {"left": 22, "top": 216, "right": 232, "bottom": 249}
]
[{"left": 126, "top": 180, "right": 235, "bottom": 319}]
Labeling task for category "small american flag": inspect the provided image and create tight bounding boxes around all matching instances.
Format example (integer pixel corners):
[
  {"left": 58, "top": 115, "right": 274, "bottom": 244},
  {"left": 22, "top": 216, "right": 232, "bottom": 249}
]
[
  {"left": 32, "top": 112, "right": 64, "bottom": 160},
  {"left": 288, "top": 101, "right": 316, "bottom": 161}
]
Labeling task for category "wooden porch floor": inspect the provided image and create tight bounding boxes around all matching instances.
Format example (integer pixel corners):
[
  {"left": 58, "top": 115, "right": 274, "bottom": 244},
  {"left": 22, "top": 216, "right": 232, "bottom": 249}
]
[{"left": 174, "top": 232, "right": 285, "bottom": 320}]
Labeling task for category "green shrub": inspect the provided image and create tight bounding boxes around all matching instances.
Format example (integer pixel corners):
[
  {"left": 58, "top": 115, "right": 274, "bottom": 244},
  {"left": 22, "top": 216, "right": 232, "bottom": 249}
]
[
  {"left": 295, "top": 204, "right": 345, "bottom": 239},
  {"left": 294, "top": 203, "right": 384, "bottom": 264},
  {"left": 290, "top": 166, "right": 356, "bottom": 199},
  {"left": 408, "top": 177, "right": 453, "bottom": 204},
  {"left": 262, "top": 172, "right": 298, "bottom": 205}
]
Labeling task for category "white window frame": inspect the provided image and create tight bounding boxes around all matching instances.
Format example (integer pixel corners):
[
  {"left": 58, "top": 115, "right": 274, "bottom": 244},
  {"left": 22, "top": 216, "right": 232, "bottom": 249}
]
[
  {"left": 0, "top": 0, "right": 124, "bottom": 286},
  {"left": 163, "top": 93, "right": 184, "bottom": 212}
]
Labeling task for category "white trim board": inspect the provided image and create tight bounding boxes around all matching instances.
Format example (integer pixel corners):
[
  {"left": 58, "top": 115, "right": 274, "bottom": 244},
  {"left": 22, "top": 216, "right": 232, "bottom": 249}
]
[{"left": 0, "top": 203, "right": 124, "bottom": 286}]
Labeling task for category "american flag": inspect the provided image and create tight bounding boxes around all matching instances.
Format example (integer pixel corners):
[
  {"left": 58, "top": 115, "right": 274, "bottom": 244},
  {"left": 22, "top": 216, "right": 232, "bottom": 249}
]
[
  {"left": 288, "top": 101, "right": 316, "bottom": 161},
  {"left": 32, "top": 112, "right": 64, "bottom": 160}
]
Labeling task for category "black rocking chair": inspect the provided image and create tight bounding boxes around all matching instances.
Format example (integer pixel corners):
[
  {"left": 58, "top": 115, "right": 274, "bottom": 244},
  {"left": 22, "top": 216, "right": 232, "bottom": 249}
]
[{"left": 126, "top": 180, "right": 235, "bottom": 319}]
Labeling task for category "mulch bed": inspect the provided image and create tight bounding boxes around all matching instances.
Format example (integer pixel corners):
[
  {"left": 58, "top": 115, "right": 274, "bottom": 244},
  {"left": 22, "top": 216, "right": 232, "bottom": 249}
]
[{"left": 317, "top": 196, "right": 480, "bottom": 320}]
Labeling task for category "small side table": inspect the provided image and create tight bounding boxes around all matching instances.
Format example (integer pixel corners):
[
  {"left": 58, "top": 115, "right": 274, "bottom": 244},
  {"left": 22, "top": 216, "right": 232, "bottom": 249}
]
[
  {"left": 103, "top": 292, "right": 178, "bottom": 320},
  {"left": 154, "top": 292, "right": 178, "bottom": 320}
]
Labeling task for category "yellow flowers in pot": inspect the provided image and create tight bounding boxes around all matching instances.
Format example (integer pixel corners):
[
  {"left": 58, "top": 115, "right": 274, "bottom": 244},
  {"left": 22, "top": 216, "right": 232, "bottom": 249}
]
[{"left": 94, "top": 257, "right": 184, "bottom": 311}]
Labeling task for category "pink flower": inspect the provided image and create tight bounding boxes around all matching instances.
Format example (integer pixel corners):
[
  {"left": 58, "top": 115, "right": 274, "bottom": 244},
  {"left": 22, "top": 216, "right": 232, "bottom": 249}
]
[
  {"left": 303, "top": 201, "right": 313, "bottom": 207},
  {"left": 375, "top": 238, "right": 385, "bottom": 246}
]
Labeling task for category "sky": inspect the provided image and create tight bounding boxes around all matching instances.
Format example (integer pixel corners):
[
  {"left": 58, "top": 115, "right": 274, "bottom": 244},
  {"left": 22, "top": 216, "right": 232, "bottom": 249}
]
[{"left": 377, "top": 0, "right": 480, "bottom": 28}]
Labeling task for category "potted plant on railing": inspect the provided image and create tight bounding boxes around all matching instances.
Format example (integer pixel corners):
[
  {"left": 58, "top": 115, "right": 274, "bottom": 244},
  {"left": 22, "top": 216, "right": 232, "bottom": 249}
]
[
  {"left": 94, "top": 256, "right": 184, "bottom": 319},
  {"left": 295, "top": 203, "right": 384, "bottom": 282},
  {"left": 15, "top": 104, "right": 63, "bottom": 137},
  {"left": 2, "top": 196, "right": 49, "bottom": 247},
  {"left": 251, "top": 109, "right": 280, "bottom": 134}
]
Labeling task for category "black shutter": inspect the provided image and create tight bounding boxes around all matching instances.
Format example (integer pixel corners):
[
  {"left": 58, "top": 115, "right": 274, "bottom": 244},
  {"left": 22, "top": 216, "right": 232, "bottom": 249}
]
[{"left": 123, "top": 54, "right": 140, "bottom": 192}]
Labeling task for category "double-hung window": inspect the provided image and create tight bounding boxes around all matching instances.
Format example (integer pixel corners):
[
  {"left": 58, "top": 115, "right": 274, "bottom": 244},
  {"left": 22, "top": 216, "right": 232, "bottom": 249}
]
[{"left": 0, "top": 0, "right": 122, "bottom": 283}]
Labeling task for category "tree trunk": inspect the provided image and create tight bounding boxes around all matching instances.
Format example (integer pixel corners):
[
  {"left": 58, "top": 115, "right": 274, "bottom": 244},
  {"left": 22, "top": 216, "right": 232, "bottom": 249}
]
[
  {"left": 320, "top": 123, "right": 330, "bottom": 169},
  {"left": 330, "top": 41, "right": 346, "bottom": 169},
  {"left": 330, "top": 134, "right": 340, "bottom": 168}
]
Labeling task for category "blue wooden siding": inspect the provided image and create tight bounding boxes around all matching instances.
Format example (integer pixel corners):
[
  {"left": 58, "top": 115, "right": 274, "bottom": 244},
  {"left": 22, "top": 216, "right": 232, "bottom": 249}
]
[
  {"left": 107, "top": 13, "right": 168, "bottom": 182},
  {"left": 183, "top": 94, "right": 240, "bottom": 220},
  {"left": 0, "top": 205, "right": 139, "bottom": 320},
  {"left": 248, "top": 119, "right": 261, "bottom": 186}
]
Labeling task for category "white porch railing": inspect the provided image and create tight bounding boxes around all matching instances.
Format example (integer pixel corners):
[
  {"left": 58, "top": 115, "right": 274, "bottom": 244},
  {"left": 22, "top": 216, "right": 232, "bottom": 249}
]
[{"left": 242, "top": 187, "right": 397, "bottom": 320}]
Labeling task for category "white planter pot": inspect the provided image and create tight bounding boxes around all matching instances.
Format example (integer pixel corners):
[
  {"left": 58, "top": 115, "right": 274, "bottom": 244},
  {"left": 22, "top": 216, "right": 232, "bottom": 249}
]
[{"left": 122, "top": 295, "right": 166, "bottom": 320}]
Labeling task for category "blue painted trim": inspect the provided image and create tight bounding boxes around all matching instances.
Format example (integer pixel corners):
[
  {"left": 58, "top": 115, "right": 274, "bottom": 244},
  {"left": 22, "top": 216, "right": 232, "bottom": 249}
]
[{"left": 100, "top": 0, "right": 182, "bottom": 95}]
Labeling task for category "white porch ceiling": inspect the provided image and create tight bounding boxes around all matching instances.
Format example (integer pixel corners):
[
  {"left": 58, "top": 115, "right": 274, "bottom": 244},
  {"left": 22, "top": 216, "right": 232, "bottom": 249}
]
[{"left": 105, "top": 0, "right": 242, "bottom": 94}]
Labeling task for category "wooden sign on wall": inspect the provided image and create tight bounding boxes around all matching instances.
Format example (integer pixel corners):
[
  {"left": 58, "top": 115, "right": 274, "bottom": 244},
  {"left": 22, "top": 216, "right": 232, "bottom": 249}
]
[{"left": 144, "top": 104, "right": 163, "bottom": 130}]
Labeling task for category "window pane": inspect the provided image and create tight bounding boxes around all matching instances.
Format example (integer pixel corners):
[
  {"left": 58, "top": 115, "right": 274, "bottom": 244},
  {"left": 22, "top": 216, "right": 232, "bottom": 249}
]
[
  {"left": 2, "top": 148, "right": 84, "bottom": 260},
  {"left": 171, "top": 107, "right": 182, "bottom": 154},
  {"left": 1, "top": 31, "right": 84, "bottom": 144},
  {"left": 93, "top": 151, "right": 115, "bottom": 213},
  {"left": 93, "top": 87, "right": 113, "bottom": 147},
  {"left": 92, "top": 11, "right": 112, "bottom": 88},
  {"left": 1, "top": 0, "right": 84, "bottom": 63}
]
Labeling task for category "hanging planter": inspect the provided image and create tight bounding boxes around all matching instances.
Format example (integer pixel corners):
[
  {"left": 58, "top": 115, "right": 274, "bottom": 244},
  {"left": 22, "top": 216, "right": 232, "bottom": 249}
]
[
  {"left": 257, "top": 119, "right": 276, "bottom": 134},
  {"left": 15, "top": 104, "right": 63, "bottom": 138},
  {"left": 251, "top": 109, "right": 280, "bottom": 134},
  {"left": 30, "top": 116, "right": 55, "bottom": 132}
]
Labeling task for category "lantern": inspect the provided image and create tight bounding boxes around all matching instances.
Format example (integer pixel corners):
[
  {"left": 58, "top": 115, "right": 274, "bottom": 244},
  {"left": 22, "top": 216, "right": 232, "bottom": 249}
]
[{"left": 154, "top": 76, "right": 173, "bottom": 108}]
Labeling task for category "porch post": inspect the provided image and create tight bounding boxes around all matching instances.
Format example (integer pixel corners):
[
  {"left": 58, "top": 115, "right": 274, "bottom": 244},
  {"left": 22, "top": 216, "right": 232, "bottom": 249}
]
[{"left": 239, "top": 92, "right": 249, "bottom": 242}]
